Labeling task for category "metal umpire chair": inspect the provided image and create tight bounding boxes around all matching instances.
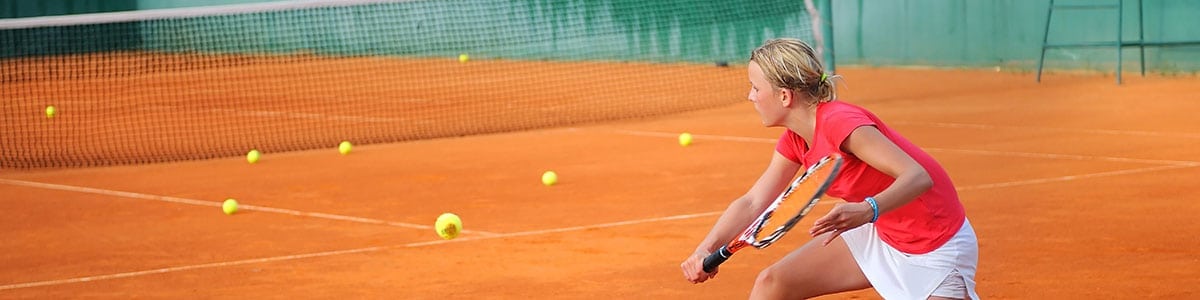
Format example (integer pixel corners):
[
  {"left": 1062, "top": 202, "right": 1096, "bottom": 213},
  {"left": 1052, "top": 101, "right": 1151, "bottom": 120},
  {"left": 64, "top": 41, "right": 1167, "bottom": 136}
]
[{"left": 1036, "top": 0, "right": 1200, "bottom": 84}]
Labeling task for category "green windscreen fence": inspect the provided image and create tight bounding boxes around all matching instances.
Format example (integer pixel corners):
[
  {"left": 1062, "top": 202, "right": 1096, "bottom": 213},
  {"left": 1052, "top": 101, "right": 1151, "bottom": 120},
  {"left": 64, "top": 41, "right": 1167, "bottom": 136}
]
[
  {"left": 1, "top": 0, "right": 831, "bottom": 168},
  {"left": 0, "top": 0, "right": 138, "bottom": 19}
]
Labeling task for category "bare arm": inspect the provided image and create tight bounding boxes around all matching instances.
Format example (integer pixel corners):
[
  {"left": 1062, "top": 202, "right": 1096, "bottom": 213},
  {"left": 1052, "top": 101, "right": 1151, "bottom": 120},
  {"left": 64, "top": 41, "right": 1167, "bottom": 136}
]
[
  {"left": 681, "top": 151, "right": 802, "bottom": 283},
  {"left": 847, "top": 125, "right": 932, "bottom": 213},
  {"left": 809, "top": 125, "right": 932, "bottom": 243}
]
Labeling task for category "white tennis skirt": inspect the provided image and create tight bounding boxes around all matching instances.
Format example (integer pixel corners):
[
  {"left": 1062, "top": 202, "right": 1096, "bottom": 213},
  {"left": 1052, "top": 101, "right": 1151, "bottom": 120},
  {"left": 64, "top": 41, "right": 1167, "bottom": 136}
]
[{"left": 841, "top": 219, "right": 979, "bottom": 300}]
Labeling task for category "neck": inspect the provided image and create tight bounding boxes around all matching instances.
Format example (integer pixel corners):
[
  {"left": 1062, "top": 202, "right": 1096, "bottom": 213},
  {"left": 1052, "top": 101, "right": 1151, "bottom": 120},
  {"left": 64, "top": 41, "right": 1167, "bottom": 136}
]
[{"left": 785, "top": 102, "right": 820, "bottom": 141}]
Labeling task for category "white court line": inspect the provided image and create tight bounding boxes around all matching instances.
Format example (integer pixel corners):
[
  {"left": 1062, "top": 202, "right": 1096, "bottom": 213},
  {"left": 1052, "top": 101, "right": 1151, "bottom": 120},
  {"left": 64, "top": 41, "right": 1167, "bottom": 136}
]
[
  {"left": 609, "top": 129, "right": 777, "bottom": 144},
  {"left": 139, "top": 105, "right": 404, "bottom": 124},
  {"left": 923, "top": 148, "right": 1200, "bottom": 166},
  {"left": 0, "top": 0, "right": 421, "bottom": 29},
  {"left": 401, "top": 211, "right": 723, "bottom": 247},
  {"left": 0, "top": 246, "right": 391, "bottom": 291},
  {"left": 0, "top": 178, "right": 499, "bottom": 237},
  {"left": 609, "top": 128, "right": 1200, "bottom": 190},
  {"left": 891, "top": 121, "right": 1200, "bottom": 139},
  {"left": 955, "top": 164, "right": 1196, "bottom": 191},
  {"left": 0, "top": 211, "right": 723, "bottom": 291},
  {"left": 606, "top": 129, "right": 1200, "bottom": 166}
]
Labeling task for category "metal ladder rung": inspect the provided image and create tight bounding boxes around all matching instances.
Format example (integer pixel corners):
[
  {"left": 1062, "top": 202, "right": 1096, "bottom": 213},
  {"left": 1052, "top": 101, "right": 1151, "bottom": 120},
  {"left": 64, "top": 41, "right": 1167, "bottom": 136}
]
[
  {"left": 1052, "top": 4, "right": 1119, "bottom": 9},
  {"left": 1045, "top": 42, "right": 1122, "bottom": 48}
]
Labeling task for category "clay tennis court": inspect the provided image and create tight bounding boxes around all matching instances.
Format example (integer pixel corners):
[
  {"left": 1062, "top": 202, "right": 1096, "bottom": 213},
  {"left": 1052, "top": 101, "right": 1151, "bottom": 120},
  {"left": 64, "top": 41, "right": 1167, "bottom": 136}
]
[{"left": 2, "top": 62, "right": 1199, "bottom": 298}]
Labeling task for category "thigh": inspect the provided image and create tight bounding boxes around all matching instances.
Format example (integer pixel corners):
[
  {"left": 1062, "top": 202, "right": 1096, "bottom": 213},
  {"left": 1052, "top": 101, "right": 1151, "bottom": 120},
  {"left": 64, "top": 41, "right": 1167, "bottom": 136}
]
[{"left": 750, "top": 232, "right": 872, "bottom": 299}]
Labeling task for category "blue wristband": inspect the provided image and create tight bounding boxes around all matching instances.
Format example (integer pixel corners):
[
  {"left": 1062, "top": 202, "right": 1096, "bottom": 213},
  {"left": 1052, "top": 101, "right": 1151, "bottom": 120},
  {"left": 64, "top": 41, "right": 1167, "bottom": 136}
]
[{"left": 864, "top": 197, "right": 880, "bottom": 223}]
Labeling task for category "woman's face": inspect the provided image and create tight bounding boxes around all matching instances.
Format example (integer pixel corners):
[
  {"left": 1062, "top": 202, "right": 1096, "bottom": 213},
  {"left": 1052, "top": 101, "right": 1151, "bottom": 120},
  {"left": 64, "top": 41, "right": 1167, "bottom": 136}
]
[{"left": 748, "top": 61, "right": 787, "bottom": 127}]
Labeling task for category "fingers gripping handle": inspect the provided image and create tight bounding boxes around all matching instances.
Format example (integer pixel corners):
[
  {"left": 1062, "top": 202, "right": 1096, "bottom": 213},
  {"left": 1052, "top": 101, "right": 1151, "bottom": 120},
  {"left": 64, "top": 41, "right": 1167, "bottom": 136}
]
[{"left": 702, "top": 246, "right": 734, "bottom": 273}]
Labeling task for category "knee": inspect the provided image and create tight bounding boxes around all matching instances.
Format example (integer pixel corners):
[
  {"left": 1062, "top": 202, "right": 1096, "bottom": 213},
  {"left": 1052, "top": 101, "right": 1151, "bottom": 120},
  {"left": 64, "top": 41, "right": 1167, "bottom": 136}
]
[
  {"left": 752, "top": 265, "right": 818, "bottom": 299},
  {"left": 753, "top": 266, "right": 788, "bottom": 293}
]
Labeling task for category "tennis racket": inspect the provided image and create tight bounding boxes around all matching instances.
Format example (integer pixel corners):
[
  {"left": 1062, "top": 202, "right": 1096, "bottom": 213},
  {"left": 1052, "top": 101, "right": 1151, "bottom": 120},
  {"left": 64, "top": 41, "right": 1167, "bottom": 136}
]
[{"left": 702, "top": 154, "right": 844, "bottom": 273}]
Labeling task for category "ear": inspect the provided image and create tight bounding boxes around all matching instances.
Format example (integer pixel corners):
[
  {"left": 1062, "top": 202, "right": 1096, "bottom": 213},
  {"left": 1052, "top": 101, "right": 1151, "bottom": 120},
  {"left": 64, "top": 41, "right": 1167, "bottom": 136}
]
[{"left": 778, "top": 88, "right": 794, "bottom": 107}]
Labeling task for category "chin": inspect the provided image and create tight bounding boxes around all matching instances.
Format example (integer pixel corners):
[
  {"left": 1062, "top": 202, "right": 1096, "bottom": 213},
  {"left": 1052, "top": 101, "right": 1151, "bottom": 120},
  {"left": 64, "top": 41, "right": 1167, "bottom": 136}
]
[
  {"left": 754, "top": 111, "right": 783, "bottom": 127},
  {"left": 759, "top": 119, "right": 783, "bottom": 127}
]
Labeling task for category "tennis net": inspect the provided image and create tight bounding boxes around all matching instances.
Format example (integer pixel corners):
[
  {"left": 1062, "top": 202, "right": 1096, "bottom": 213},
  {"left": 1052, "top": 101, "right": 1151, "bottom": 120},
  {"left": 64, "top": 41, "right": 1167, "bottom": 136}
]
[{"left": 1, "top": 0, "right": 828, "bottom": 168}]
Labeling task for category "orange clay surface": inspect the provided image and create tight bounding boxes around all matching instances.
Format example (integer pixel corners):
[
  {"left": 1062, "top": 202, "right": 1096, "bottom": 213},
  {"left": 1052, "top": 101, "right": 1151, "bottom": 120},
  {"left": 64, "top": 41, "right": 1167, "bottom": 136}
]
[{"left": 2, "top": 67, "right": 1200, "bottom": 299}]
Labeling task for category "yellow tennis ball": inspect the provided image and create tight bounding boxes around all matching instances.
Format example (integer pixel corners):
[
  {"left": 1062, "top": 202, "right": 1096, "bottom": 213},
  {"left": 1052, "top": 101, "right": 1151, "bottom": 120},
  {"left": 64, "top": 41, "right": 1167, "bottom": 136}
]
[
  {"left": 45, "top": 105, "right": 57, "bottom": 118},
  {"left": 678, "top": 132, "right": 693, "bottom": 146},
  {"left": 435, "top": 213, "right": 462, "bottom": 240},
  {"left": 541, "top": 171, "right": 558, "bottom": 186},
  {"left": 246, "top": 149, "right": 260, "bottom": 164},
  {"left": 338, "top": 141, "right": 352, "bottom": 155},
  {"left": 458, "top": 53, "right": 469, "bottom": 63},
  {"left": 222, "top": 198, "right": 238, "bottom": 215}
]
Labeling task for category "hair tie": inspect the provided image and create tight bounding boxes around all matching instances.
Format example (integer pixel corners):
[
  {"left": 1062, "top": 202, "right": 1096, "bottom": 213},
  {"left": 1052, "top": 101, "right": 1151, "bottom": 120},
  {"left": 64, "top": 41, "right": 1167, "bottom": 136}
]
[{"left": 820, "top": 73, "right": 828, "bottom": 82}]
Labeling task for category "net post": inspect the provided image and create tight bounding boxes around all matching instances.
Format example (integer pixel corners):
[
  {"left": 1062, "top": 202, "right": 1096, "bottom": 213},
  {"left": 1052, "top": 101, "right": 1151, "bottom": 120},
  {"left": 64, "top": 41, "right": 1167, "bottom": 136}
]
[
  {"left": 819, "top": 0, "right": 836, "bottom": 74},
  {"left": 1116, "top": 0, "right": 1123, "bottom": 85}
]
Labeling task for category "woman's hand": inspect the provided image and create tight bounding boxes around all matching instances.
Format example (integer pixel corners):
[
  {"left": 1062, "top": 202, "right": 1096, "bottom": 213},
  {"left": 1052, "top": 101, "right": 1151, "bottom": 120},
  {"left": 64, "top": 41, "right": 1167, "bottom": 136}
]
[
  {"left": 680, "top": 249, "right": 719, "bottom": 284},
  {"left": 809, "top": 201, "right": 874, "bottom": 245}
]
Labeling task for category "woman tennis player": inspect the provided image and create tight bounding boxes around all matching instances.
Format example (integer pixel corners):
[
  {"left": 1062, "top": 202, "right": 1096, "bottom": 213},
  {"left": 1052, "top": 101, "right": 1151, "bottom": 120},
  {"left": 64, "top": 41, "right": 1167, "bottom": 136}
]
[{"left": 680, "top": 38, "right": 979, "bottom": 299}]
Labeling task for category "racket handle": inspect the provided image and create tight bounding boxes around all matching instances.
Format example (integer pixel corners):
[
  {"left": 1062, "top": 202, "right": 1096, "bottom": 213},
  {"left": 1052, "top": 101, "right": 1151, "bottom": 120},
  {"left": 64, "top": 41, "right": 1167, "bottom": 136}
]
[{"left": 701, "top": 246, "right": 734, "bottom": 273}]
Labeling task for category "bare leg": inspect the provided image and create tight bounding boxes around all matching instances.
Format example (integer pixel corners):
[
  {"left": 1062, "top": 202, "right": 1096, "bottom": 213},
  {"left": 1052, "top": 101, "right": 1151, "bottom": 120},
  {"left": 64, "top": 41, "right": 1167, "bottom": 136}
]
[
  {"left": 748, "top": 232, "right": 871, "bottom": 299},
  {"left": 929, "top": 296, "right": 964, "bottom": 300},
  {"left": 928, "top": 268, "right": 971, "bottom": 300}
]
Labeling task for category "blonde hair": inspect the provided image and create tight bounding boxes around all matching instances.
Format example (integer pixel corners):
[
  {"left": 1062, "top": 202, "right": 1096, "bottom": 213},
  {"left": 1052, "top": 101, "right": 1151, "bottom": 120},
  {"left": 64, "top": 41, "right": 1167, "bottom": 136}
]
[{"left": 749, "top": 38, "right": 838, "bottom": 105}]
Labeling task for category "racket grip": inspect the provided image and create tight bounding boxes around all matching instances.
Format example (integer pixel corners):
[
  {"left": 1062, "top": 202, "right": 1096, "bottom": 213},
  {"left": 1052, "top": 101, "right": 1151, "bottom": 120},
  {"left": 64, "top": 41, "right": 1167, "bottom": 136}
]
[{"left": 701, "top": 246, "right": 733, "bottom": 273}]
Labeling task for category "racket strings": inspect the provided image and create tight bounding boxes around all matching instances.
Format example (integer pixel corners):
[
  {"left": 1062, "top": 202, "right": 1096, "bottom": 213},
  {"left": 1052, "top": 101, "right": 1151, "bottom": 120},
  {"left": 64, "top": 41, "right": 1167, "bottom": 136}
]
[{"left": 747, "top": 155, "right": 843, "bottom": 248}]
